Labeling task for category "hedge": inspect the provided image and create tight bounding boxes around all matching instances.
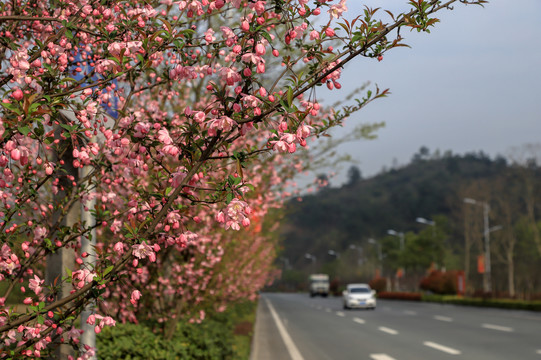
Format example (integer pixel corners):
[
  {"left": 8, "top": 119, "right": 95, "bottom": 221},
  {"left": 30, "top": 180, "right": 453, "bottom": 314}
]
[{"left": 97, "top": 301, "right": 255, "bottom": 360}]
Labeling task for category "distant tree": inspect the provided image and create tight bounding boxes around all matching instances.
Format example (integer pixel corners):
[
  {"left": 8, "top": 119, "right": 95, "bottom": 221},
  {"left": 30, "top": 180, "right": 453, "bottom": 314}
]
[
  {"left": 412, "top": 146, "right": 430, "bottom": 162},
  {"left": 346, "top": 166, "right": 362, "bottom": 185}
]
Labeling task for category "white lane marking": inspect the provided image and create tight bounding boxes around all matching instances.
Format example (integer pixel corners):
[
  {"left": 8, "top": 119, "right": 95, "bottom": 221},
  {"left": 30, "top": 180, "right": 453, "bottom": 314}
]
[
  {"left": 265, "top": 299, "right": 305, "bottom": 360},
  {"left": 370, "top": 354, "right": 396, "bottom": 360},
  {"left": 434, "top": 315, "right": 453, "bottom": 322},
  {"left": 536, "top": 349, "right": 541, "bottom": 354},
  {"left": 316, "top": 306, "right": 322, "bottom": 310},
  {"left": 325, "top": 308, "right": 331, "bottom": 313},
  {"left": 482, "top": 323, "right": 514, "bottom": 332},
  {"left": 378, "top": 326, "right": 398, "bottom": 335},
  {"left": 336, "top": 311, "right": 345, "bottom": 317},
  {"left": 404, "top": 310, "right": 417, "bottom": 315},
  {"left": 424, "top": 341, "right": 461, "bottom": 355},
  {"left": 353, "top": 317, "right": 365, "bottom": 324}
]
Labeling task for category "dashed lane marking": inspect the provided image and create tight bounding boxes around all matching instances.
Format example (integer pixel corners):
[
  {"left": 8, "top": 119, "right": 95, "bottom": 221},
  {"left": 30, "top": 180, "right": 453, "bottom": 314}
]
[
  {"left": 434, "top": 315, "right": 453, "bottom": 322},
  {"left": 353, "top": 317, "right": 365, "bottom": 324},
  {"left": 404, "top": 310, "right": 417, "bottom": 315},
  {"left": 423, "top": 341, "right": 461, "bottom": 355},
  {"left": 482, "top": 323, "right": 514, "bottom": 332},
  {"left": 325, "top": 308, "right": 331, "bottom": 313},
  {"left": 378, "top": 326, "right": 398, "bottom": 335},
  {"left": 370, "top": 354, "right": 396, "bottom": 360},
  {"left": 336, "top": 311, "right": 345, "bottom": 317}
]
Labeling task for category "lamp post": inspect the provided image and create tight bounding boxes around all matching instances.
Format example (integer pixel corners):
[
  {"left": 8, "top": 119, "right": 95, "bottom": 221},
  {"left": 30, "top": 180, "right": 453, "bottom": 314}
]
[
  {"left": 280, "top": 257, "right": 291, "bottom": 270},
  {"left": 416, "top": 217, "right": 436, "bottom": 237},
  {"left": 305, "top": 253, "right": 316, "bottom": 272},
  {"left": 416, "top": 216, "right": 439, "bottom": 270},
  {"left": 328, "top": 250, "right": 340, "bottom": 259},
  {"left": 349, "top": 245, "right": 363, "bottom": 265},
  {"left": 463, "top": 197, "right": 492, "bottom": 293},
  {"left": 368, "top": 238, "right": 383, "bottom": 275},
  {"left": 387, "top": 229, "right": 405, "bottom": 251},
  {"left": 416, "top": 217, "right": 435, "bottom": 227}
]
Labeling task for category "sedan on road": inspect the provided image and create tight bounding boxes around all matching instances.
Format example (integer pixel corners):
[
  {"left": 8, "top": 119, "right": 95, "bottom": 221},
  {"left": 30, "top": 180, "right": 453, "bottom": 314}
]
[{"left": 343, "top": 283, "right": 376, "bottom": 310}]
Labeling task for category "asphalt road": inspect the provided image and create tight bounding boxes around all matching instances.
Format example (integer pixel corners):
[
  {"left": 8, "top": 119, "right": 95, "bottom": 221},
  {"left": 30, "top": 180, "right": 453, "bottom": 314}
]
[{"left": 250, "top": 293, "right": 541, "bottom": 360}]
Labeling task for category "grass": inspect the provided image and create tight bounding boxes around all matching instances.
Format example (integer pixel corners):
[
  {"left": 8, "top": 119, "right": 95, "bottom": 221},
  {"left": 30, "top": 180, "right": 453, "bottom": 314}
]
[{"left": 230, "top": 301, "right": 257, "bottom": 360}]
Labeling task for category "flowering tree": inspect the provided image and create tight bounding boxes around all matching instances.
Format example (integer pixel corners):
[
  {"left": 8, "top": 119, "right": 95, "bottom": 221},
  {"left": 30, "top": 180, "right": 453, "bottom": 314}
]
[{"left": 0, "top": 0, "right": 486, "bottom": 357}]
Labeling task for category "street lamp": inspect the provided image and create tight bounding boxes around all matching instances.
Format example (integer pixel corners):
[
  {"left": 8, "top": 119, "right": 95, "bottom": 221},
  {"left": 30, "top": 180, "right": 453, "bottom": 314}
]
[
  {"left": 463, "top": 197, "right": 496, "bottom": 293},
  {"left": 305, "top": 253, "right": 316, "bottom": 272},
  {"left": 416, "top": 216, "right": 436, "bottom": 239},
  {"left": 279, "top": 257, "right": 291, "bottom": 270},
  {"left": 368, "top": 238, "right": 383, "bottom": 275},
  {"left": 387, "top": 229, "right": 405, "bottom": 251},
  {"left": 328, "top": 250, "right": 340, "bottom": 259},
  {"left": 416, "top": 217, "right": 435, "bottom": 226},
  {"left": 349, "top": 245, "right": 363, "bottom": 265}
]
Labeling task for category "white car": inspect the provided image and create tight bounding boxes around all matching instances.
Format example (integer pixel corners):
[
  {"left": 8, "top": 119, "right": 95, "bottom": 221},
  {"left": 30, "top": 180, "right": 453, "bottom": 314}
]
[{"left": 342, "top": 284, "right": 376, "bottom": 310}]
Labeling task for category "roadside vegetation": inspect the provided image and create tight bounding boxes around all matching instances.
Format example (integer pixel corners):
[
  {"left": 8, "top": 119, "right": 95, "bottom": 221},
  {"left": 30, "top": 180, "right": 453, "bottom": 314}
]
[{"left": 97, "top": 300, "right": 256, "bottom": 360}]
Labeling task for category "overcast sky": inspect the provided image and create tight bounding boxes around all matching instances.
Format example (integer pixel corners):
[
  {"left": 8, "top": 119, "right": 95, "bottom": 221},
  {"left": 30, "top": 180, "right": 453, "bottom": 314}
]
[{"left": 306, "top": 0, "right": 541, "bottom": 186}]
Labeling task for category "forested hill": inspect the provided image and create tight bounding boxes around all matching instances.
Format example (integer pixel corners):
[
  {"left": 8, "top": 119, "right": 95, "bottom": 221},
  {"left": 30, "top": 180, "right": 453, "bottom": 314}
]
[{"left": 280, "top": 149, "right": 515, "bottom": 271}]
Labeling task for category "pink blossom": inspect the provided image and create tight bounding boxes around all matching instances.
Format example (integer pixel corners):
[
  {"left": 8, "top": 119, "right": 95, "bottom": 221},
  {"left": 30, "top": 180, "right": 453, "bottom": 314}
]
[
  {"left": 157, "top": 129, "right": 173, "bottom": 145},
  {"left": 132, "top": 242, "right": 156, "bottom": 262},
  {"left": 329, "top": 0, "right": 348, "bottom": 19},
  {"left": 130, "top": 290, "right": 141, "bottom": 305},
  {"left": 95, "top": 59, "right": 121, "bottom": 74},
  {"left": 296, "top": 123, "right": 312, "bottom": 140},
  {"left": 12, "top": 89, "right": 23, "bottom": 101},
  {"left": 102, "top": 316, "right": 116, "bottom": 327},
  {"left": 72, "top": 269, "right": 96, "bottom": 289},
  {"left": 207, "top": 116, "right": 236, "bottom": 136},
  {"left": 255, "top": 43, "right": 266, "bottom": 56},
  {"left": 219, "top": 67, "right": 241, "bottom": 86},
  {"left": 113, "top": 242, "right": 125, "bottom": 255},
  {"left": 28, "top": 275, "right": 44, "bottom": 295},
  {"left": 134, "top": 121, "right": 151, "bottom": 138},
  {"left": 204, "top": 28, "right": 216, "bottom": 44},
  {"left": 171, "top": 169, "right": 187, "bottom": 188}
]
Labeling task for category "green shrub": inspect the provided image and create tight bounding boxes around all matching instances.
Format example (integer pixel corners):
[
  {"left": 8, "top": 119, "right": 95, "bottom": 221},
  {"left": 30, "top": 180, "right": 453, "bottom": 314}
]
[
  {"left": 97, "top": 301, "right": 257, "bottom": 360},
  {"left": 421, "top": 295, "right": 541, "bottom": 311}
]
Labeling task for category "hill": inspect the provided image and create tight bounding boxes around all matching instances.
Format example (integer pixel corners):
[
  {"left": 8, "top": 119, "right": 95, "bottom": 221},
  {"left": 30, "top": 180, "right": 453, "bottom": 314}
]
[{"left": 277, "top": 148, "right": 541, "bottom": 297}]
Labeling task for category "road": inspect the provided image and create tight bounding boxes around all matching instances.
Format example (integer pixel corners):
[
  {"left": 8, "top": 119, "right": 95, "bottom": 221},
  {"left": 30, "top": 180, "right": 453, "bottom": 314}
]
[{"left": 250, "top": 293, "right": 541, "bottom": 360}]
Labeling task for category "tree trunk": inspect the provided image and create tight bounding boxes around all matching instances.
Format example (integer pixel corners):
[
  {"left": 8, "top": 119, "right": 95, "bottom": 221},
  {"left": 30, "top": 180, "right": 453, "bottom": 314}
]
[{"left": 507, "top": 250, "right": 515, "bottom": 298}]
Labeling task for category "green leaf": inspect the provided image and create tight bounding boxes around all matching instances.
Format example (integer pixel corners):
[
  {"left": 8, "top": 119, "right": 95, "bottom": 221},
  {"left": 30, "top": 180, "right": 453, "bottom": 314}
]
[
  {"left": 286, "top": 87, "right": 293, "bottom": 107},
  {"left": 0, "top": 101, "right": 22, "bottom": 115},
  {"left": 103, "top": 265, "right": 114, "bottom": 277},
  {"left": 260, "top": 31, "right": 272, "bottom": 43},
  {"left": 18, "top": 126, "right": 31, "bottom": 136}
]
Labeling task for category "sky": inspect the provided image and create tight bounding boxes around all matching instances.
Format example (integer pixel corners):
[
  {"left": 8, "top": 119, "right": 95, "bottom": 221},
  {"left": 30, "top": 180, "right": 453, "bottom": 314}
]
[{"left": 305, "top": 0, "right": 541, "bottom": 186}]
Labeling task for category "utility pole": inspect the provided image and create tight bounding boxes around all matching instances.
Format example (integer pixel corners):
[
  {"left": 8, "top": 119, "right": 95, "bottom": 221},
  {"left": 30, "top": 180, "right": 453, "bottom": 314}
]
[
  {"left": 464, "top": 198, "right": 492, "bottom": 293},
  {"left": 46, "top": 112, "right": 78, "bottom": 358},
  {"left": 80, "top": 162, "right": 97, "bottom": 359}
]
